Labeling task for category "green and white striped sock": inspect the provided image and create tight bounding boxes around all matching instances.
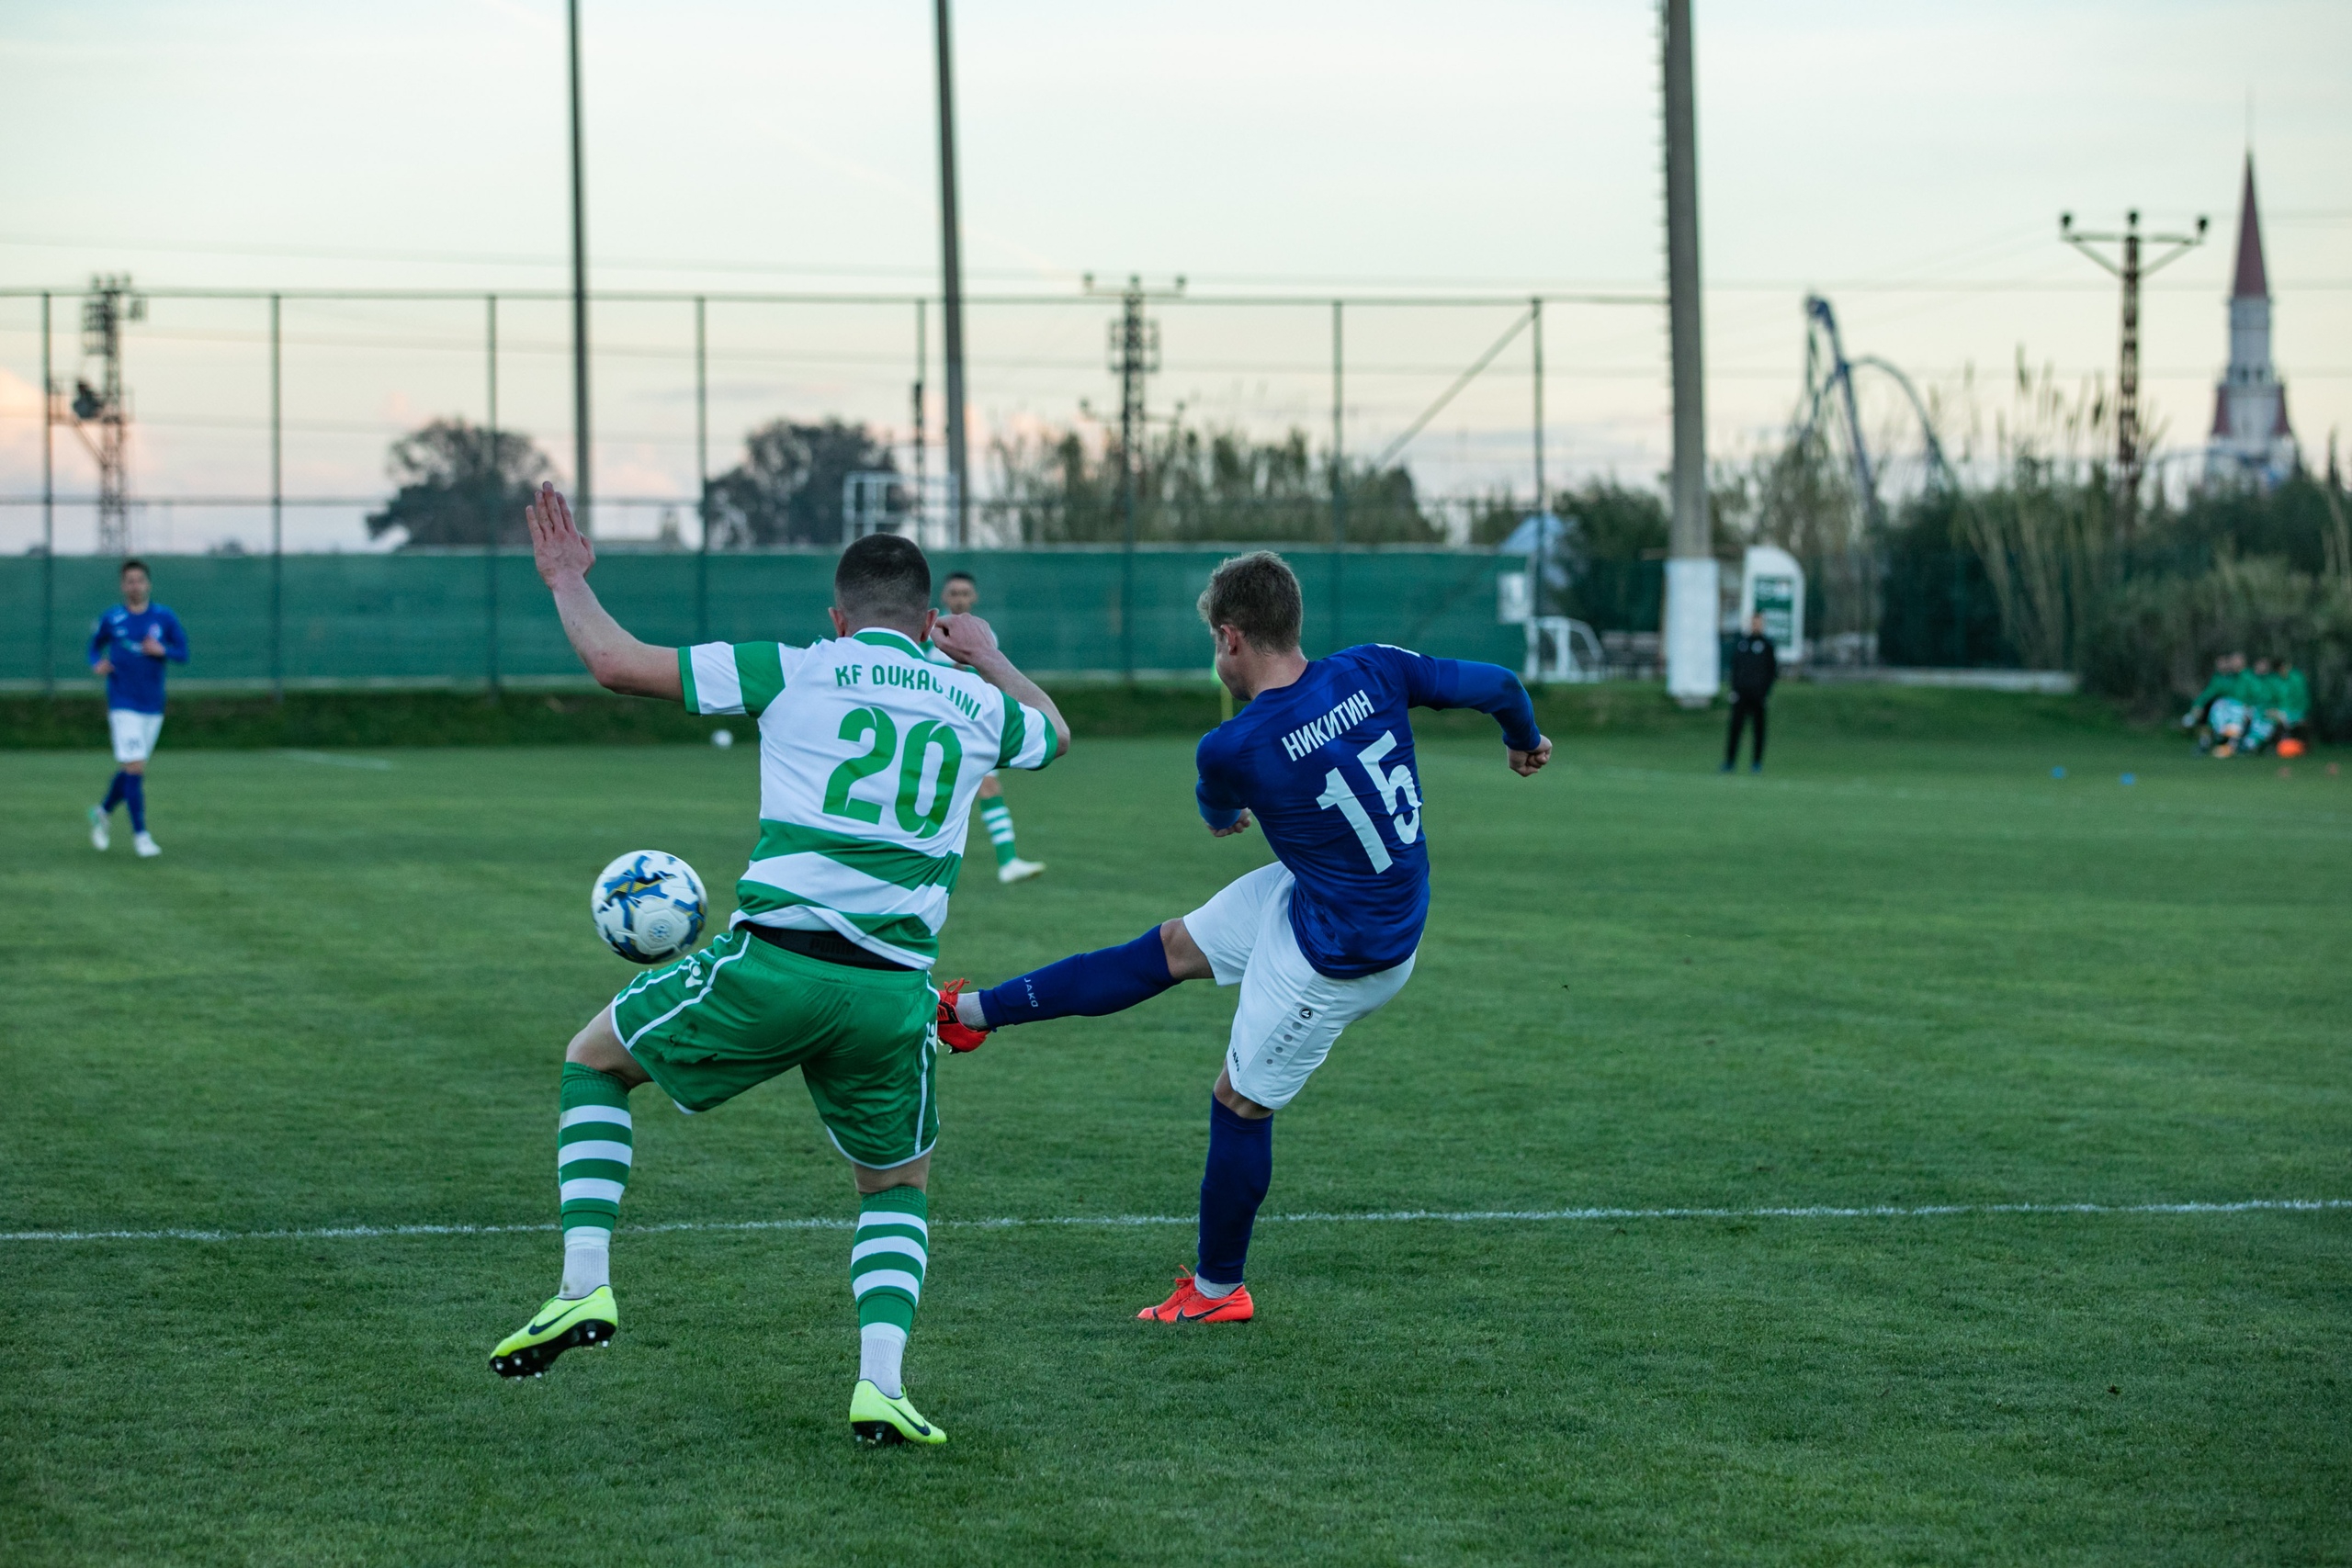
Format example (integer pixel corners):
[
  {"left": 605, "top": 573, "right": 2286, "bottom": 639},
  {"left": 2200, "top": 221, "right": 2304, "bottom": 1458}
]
[
  {"left": 978, "top": 797, "right": 1019, "bottom": 869},
  {"left": 852, "top": 1187, "right": 928, "bottom": 1397},
  {"left": 558, "top": 1063, "right": 634, "bottom": 1298}
]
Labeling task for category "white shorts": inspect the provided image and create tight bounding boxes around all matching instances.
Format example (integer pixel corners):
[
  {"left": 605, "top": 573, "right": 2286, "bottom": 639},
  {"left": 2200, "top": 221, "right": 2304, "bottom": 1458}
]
[
  {"left": 108, "top": 709, "right": 164, "bottom": 764},
  {"left": 1180, "top": 862, "right": 1416, "bottom": 1111}
]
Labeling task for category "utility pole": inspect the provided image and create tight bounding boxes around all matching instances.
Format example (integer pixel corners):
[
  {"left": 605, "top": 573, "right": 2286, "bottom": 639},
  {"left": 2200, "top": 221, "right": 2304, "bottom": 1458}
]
[
  {"left": 1087, "top": 273, "right": 1183, "bottom": 679},
  {"left": 2061, "top": 208, "right": 2205, "bottom": 524},
  {"left": 567, "top": 0, "right": 593, "bottom": 533},
  {"left": 66, "top": 274, "right": 144, "bottom": 558},
  {"left": 933, "top": 0, "right": 970, "bottom": 545},
  {"left": 1660, "top": 0, "right": 1717, "bottom": 705},
  {"left": 912, "top": 299, "right": 928, "bottom": 544}
]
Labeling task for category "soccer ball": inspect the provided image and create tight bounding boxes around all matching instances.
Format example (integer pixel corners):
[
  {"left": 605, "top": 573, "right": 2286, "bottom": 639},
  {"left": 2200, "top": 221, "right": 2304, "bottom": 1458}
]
[{"left": 592, "top": 851, "right": 707, "bottom": 964}]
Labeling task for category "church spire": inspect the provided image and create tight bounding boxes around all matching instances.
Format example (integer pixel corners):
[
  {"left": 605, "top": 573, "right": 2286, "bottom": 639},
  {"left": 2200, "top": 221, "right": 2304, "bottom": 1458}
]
[
  {"left": 2208, "top": 151, "right": 2294, "bottom": 483},
  {"left": 2229, "top": 154, "right": 2269, "bottom": 301}
]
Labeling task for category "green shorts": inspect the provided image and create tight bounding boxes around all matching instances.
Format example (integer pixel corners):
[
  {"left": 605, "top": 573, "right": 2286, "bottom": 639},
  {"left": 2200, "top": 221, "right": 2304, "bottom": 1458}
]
[{"left": 607, "top": 929, "right": 939, "bottom": 1168}]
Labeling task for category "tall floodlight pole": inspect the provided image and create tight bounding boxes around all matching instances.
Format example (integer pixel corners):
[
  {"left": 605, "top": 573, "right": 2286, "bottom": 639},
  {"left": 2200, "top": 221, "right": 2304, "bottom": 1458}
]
[
  {"left": 1329, "top": 300, "right": 1345, "bottom": 649},
  {"left": 269, "top": 294, "right": 284, "bottom": 702},
  {"left": 568, "top": 0, "right": 593, "bottom": 534},
  {"left": 933, "top": 0, "right": 970, "bottom": 545},
  {"left": 695, "top": 295, "right": 710, "bottom": 641},
  {"left": 40, "top": 292, "right": 53, "bottom": 695},
  {"left": 2061, "top": 209, "right": 2205, "bottom": 527},
  {"left": 486, "top": 295, "right": 502, "bottom": 694},
  {"left": 1661, "top": 0, "right": 1717, "bottom": 705},
  {"left": 1531, "top": 295, "right": 1547, "bottom": 644}
]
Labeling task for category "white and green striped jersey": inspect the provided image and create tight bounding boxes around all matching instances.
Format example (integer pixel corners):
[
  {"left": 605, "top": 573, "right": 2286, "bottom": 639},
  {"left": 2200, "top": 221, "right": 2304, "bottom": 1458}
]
[{"left": 678, "top": 626, "right": 1057, "bottom": 968}]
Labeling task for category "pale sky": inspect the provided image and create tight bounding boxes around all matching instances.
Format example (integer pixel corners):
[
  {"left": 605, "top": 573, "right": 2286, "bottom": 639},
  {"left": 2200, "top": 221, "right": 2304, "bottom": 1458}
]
[{"left": 1, "top": 0, "right": 2346, "bottom": 551}]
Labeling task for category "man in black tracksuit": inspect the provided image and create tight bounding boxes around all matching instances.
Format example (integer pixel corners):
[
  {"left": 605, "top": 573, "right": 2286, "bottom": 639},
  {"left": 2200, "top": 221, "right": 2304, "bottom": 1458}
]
[{"left": 1723, "top": 614, "right": 1777, "bottom": 773}]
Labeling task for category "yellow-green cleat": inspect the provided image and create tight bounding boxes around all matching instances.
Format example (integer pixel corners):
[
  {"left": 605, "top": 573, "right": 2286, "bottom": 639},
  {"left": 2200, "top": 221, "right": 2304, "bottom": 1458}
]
[
  {"left": 849, "top": 1379, "right": 946, "bottom": 1447},
  {"left": 489, "top": 1286, "right": 618, "bottom": 1379}
]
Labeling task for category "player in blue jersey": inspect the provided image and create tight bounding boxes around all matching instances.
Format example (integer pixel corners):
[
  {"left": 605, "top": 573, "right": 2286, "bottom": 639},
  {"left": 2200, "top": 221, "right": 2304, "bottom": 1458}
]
[
  {"left": 85, "top": 559, "right": 189, "bottom": 858},
  {"left": 937, "top": 550, "right": 1550, "bottom": 1321}
]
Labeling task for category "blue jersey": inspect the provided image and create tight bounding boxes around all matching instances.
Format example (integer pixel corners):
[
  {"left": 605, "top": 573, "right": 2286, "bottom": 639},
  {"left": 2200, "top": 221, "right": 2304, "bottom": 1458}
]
[
  {"left": 88, "top": 604, "right": 188, "bottom": 715},
  {"left": 1194, "top": 644, "right": 1540, "bottom": 978}
]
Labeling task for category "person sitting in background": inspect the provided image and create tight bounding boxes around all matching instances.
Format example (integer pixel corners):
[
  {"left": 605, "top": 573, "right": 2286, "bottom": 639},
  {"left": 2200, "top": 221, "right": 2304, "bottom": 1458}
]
[
  {"left": 2269, "top": 659, "right": 2311, "bottom": 752},
  {"left": 2217, "top": 657, "right": 2278, "bottom": 758},
  {"left": 2185, "top": 651, "right": 2245, "bottom": 754},
  {"left": 2182, "top": 649, "right": 2239, "bottom": 751}
]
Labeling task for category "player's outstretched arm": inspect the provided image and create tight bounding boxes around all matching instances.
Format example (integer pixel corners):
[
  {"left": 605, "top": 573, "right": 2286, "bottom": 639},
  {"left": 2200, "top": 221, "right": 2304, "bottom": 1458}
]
[
  {"left": 1395, "top": 649, "right": 1552, "bottom": 777},
  {"left": 932, "top": 613, "right": 1070, "bottom": 760},
  {"left": 526, "top": 482, "right": 683, "bottom": 702}
]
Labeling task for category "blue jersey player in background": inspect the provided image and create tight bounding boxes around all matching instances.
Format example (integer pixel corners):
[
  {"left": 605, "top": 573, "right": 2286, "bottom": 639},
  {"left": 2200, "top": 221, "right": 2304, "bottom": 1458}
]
[
  {"left": 939, "top": 550, "right": 1550, "bottom": 1322},
  {"left": 85, "top": 558, "right": 188, "bottom": 858}
]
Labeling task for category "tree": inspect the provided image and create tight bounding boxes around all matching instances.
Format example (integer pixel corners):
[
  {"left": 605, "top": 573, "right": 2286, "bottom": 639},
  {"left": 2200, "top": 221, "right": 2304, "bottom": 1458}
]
[
  {"left": 365, "top": 419, "right": 552, "bottom": 548},
  {"left": 1471, "top": 479, "right": 1671, "bottom": 631},
  {"left": 707, "top": 419, "right": 899, "bottom": 547}
]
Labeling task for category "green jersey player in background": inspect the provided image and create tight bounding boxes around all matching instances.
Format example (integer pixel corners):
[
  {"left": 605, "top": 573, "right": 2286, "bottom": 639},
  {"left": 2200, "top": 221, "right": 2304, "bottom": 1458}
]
[
  {"left": 935, "top": 570, "right": 1046, "bottom": 884},
  {"left": 487, "top": 483, "right": 1068, "bottom": 1448}
]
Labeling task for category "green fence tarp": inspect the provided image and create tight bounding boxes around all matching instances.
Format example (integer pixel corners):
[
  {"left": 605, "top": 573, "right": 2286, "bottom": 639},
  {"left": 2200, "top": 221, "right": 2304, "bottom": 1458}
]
[{"left": 3, "top": 548, "right": 1521, "bottom": 689}]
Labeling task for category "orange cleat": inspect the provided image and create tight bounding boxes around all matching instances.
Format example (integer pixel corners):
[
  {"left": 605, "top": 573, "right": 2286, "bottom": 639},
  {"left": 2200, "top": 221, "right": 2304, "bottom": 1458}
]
[
  {"left": 934, "top": 978, "right": 990, "bottom": 1054},
  {"left": 1136, "top": 1269, "right": 1254, "bottom": 1323}
]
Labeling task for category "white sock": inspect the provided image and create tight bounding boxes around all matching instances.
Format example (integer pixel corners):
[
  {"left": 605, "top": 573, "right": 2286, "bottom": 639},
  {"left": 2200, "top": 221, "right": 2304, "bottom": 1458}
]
[
  {"left": 1193, "top": 1274, "right": 1238, "bottom": 1300},
  {"left": 560, "top": 1227, "right": 611, "bottom": 1299},
  {"left": 860, "top": 1322, "right": 908, "bottom": 1398},
  {"left": 956, "top": 992, "right": 989, "bottom": 1030}
]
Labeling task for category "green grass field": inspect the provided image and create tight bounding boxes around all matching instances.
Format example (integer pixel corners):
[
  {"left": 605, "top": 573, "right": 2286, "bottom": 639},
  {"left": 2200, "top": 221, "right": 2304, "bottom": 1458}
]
[{"left": 6, "top": 711, "right": 2348, "bottom": 1564}]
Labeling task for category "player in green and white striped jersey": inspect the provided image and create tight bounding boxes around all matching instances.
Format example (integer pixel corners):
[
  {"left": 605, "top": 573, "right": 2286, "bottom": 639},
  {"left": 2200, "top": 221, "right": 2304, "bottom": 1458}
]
[
  {"left": 934, "top": 570, "right": 1046, "bottom": 884},
  {"left": 486, "top": 483, "right": 1068, "bottom": 1449}
]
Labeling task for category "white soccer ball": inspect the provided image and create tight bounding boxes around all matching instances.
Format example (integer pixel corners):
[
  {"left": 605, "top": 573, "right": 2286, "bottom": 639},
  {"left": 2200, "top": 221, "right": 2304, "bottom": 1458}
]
[
  {"left": 710, "top": 728, "right": 734, "bottom": 750},
  {"left": 591, "top": 850, "right": 707, "bottom": 964}
]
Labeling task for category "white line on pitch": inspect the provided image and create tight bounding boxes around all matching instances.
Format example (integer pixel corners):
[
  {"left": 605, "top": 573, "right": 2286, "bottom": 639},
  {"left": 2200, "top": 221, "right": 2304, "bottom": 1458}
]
[{"left": 3, "top": 1197, "right": 2345, "bottom": 1246}]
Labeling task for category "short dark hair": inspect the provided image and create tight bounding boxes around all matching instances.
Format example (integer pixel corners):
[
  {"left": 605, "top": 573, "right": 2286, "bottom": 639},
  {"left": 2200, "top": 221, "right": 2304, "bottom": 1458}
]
[
  {"left": 1197, "top": 550, "right": 1302, "bottom": 653},
  {"left": 835, "top": 532, "right": 931, "bottom": 627},
  {"left": 119, "top": 558, "right": 150, "bottom": 577},
  {"left": 943, "top": 570, "right": 977, "bottom": 588}
]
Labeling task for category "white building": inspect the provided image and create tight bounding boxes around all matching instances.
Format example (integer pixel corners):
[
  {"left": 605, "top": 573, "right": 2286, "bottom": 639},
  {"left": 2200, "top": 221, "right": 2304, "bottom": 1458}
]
[{"left": 2206, "top": 155, "right": 2298, "bottom": 486}]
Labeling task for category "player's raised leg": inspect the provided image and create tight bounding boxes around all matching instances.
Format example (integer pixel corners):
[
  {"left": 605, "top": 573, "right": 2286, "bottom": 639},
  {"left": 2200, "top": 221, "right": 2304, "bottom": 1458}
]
[
  {"left": 489, "top": 1010, "right": 645, "bottom": 1378},
  {"left": 939, "top": 919, "right": 1191, "bottom": 1049}
]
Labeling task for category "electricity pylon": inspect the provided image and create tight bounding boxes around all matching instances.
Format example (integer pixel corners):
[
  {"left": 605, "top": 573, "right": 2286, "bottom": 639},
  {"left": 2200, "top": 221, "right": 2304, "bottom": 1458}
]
[{"left": 2061, "top": 209, "right": 2206, "bottom": 523}]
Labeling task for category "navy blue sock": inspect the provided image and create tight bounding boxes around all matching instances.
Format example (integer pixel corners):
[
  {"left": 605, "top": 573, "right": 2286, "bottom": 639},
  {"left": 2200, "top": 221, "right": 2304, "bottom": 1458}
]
[
  {"left": 125, "top": 773, "right": 146, "bottom": 834},
  {"left": 101, "top": 771, "right": 130, "bottom": 813},
  {"left": 978, "top": 927, "right": 1175, "bottom": 1028},
  {"left": 1196, "top": 1096, "right": 1272, "bottom": 1286}
]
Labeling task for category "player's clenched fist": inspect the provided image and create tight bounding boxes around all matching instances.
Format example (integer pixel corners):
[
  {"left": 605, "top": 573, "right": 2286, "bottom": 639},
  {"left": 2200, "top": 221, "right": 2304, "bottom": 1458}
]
[
  {"left": 931, "top": 613, "right": 1001, "bottom": 667},
  {"left": 1508, "top": 736, "right": 1553, "bottom": 777}
]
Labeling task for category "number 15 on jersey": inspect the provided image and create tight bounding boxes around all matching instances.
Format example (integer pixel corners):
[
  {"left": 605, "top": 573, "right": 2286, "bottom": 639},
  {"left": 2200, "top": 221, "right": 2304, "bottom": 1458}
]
[{"left": 1314, "top": 728, "right": 1422, "bottom": 873}]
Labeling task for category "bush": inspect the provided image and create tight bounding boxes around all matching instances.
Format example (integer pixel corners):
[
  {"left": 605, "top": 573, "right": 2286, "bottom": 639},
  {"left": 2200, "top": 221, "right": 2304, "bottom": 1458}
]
[{"left": 2079, "top": 555, "right": 2352, "bottom": 737}]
